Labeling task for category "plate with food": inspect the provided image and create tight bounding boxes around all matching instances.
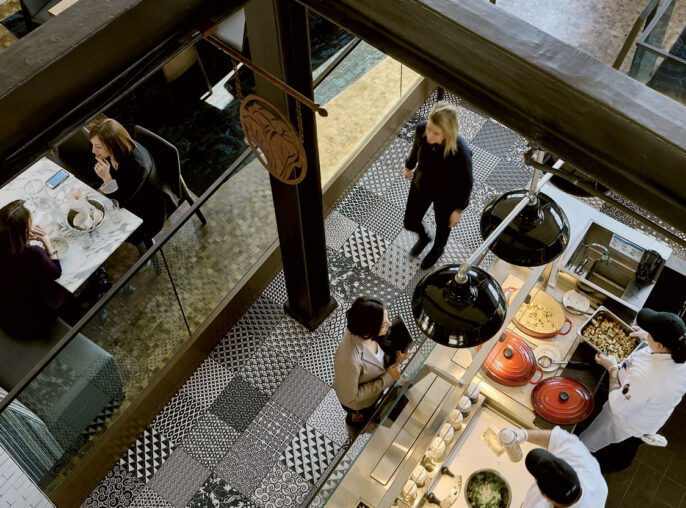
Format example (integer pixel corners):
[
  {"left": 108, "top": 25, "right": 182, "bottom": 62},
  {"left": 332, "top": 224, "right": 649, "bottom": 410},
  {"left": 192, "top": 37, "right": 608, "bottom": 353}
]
[
  {"left": 465, "top": 469, "right": 511, "bottom": 508},
  {"left": 505, "top": 287, "right": 572, "bottom": 339},
  {"left": 578, "top": 307, "right": 639, "bottom": 362}
]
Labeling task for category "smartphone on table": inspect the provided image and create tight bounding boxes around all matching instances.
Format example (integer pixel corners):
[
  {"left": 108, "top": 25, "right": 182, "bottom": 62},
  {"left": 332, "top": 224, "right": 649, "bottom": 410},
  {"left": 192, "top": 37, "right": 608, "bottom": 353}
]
[{"left": 46, "top": 169, "right": 69, "bottom": 189}]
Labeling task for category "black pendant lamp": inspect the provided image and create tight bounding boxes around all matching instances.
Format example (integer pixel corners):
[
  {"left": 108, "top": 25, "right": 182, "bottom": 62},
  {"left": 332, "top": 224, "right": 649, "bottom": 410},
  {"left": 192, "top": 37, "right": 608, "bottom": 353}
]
[
  {"left": 412, "top": 264, "right": 507, "bottom": 348},
  {"left": 480, "top": 190, "right": 569, "bottom": 266}
]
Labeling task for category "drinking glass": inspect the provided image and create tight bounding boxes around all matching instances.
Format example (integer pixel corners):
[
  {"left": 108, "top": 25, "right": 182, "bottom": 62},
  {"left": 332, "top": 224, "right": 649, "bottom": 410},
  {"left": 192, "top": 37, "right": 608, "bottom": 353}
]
[
  {"left": 24, "top": 179, "right": 50, "bottom": 213},
  {"left": 108, "top": 199, "right": 121, "bottom": 224}
]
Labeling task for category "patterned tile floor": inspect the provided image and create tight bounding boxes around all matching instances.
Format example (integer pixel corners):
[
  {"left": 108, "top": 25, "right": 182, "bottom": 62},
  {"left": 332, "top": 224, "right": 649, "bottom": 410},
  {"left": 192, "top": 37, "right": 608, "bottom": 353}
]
[{"left": 85, "top": 87, "right": 684, "bottom": 508}]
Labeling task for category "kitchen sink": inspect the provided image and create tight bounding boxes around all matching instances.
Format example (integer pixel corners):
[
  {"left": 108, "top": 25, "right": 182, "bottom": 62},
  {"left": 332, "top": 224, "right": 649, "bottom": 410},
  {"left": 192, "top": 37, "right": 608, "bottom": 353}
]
[
  {"left": 585, "top": 259, "right": 634, "bottom": 297},
  {"left": 564, "top": 222, "right": 642, "bottom": 300}
]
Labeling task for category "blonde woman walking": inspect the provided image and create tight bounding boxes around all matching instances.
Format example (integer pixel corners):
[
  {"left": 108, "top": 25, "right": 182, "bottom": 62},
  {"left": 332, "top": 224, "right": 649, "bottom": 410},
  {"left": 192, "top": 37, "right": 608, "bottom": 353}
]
[{"left": 403, "top": 102, "right": 473, "bottom": 269}]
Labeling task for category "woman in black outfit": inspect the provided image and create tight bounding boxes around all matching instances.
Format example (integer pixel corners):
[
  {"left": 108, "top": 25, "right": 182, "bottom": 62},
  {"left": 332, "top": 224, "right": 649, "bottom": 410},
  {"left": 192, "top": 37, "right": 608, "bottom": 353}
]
[
  {"left": 403, "top": 102, "right": 474, "bottom": 269},
  {"left": 89, "top": 119, "right": 167, "bottom": 246},
  {"left": 0, "top": 200, "right": 66, "bottom": 338}
]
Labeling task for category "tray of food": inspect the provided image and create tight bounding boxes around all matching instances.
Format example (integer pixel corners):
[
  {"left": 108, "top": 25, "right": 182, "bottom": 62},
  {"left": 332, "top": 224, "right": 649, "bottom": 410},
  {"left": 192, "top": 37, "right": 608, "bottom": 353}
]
[{"left": 578, "top": 307, "right": 639, "bottom": 362}]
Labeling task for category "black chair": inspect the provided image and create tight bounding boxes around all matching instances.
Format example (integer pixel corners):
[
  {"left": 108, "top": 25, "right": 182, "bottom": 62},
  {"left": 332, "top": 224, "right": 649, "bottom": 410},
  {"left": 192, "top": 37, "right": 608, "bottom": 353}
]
[
  {"left": 20, "top": 0, "right": 62, "bottom": 30},
  {"left": 132, "top": 125, "right": 207, "bottom": 227},
  {"left": 53, "top": 126, "right": 101, "bottom": 188}
]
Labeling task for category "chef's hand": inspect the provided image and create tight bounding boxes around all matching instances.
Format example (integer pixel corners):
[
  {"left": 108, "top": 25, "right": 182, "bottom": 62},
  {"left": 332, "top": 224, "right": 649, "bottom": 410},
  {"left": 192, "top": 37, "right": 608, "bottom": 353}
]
[
  {"left": 386, "top": 362, "right": 402, "bottom": 381},
  {"left": 94, "top": 157, "right": 113, "bottom": 184},
  {"left": 404, "top": 168, "right": 413, "bottom": 180},
  {"left": 501, "top": 427, "right": 528, "bottom": 444},
  {"left": 448, "top": 210, "right": 462, "bottom": 228},
  {"left": 629, "top": 326, "right": 650, "bottom": 343},
  {"left": 595, "top": 353, "right": 618, "bottom": 370},
  {"left": 396, "top": 350, "right": 410, "bottom": 364}
]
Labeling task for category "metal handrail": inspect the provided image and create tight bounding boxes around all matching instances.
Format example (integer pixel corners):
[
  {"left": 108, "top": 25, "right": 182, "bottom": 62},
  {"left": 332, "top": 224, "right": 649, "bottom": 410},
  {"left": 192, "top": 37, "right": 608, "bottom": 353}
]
[{"left": 613, "top": 0, "right": 660, "bottom": 69}]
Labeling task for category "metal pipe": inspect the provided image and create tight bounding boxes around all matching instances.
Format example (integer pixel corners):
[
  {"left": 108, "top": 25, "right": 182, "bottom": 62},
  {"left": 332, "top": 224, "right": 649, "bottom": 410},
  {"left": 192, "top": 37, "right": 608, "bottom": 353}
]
[
  {"left": 455, "top": 170, "right": 553, "bottom": 282},
  {"left": 202, "top": 30, "right": 329, "bottom": 117}
]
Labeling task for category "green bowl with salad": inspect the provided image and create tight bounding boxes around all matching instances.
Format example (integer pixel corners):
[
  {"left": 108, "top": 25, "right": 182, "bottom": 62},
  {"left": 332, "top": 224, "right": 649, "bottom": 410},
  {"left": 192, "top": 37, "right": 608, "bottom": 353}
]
[{"left": 465, "top": 469, "right": 511, "bottom": 508}]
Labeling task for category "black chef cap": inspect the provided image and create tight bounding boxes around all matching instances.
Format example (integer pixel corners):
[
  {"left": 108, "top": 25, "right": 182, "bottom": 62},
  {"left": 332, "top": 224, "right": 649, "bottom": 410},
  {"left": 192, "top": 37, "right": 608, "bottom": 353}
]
[
  {"left": 637, "top": 309, "right": 686, "bottom": 353},
  {"left": 525, "top": 448, "right": 581, "bottom": 504}
]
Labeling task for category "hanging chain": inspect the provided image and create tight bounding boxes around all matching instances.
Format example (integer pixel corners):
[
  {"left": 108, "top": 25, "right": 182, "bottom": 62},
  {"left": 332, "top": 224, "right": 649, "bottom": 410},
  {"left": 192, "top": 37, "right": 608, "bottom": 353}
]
[
  {"left": 232, "top": 59, "right": 243, "bottom": 101},
  {"left": 295, "top": 101, "right": 304, "bottom": 144}
]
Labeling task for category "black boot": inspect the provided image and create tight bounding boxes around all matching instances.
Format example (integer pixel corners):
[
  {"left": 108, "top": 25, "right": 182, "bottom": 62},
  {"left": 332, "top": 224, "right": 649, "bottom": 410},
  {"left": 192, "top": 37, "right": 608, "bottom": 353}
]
[
  {"left": 421, "top": 247, "right": 443, "bottom": 269},
  {"left": 410, "top": 232, "right": 432, "bottom": 257}
]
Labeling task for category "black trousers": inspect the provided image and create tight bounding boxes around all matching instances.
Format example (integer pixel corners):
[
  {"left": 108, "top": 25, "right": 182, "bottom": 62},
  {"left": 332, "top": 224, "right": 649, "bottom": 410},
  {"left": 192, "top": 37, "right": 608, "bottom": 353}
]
[
  {"left": 592, "top": 437, "right": 643, "bottom": 474},
  {"left": 403, "top": 183, "right": 453, "bottom": 253}
]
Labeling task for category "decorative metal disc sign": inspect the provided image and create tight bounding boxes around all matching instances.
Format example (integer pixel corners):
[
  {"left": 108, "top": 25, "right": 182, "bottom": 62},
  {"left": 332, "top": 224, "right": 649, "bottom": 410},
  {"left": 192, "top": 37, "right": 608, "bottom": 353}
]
[{"left": 239, "top": 94, "right": 308, "bottom": 185}]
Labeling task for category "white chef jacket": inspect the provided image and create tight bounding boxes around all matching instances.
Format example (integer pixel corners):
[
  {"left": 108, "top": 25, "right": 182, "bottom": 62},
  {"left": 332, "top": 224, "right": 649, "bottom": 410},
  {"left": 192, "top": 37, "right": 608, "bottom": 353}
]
[
  {"left": 580, "top": 343, "right": 686, "bottom": 452},
  {"left": 522, "top": 427, "right": 607, "bottom": 508}
]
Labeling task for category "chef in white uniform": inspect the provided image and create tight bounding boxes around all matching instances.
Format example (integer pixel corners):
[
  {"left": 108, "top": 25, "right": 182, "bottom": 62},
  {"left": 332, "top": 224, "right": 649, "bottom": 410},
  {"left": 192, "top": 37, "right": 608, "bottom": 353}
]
[
  {"left": 502, "top": 426, "right": 607, "bottom": 507},
  {"left": 580, "top": 309, "right": 686, "bottom": 470}
]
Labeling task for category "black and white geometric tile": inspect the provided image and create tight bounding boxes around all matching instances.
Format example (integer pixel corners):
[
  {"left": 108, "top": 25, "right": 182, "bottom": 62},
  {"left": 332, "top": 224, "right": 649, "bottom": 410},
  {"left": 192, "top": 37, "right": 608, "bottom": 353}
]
[
  {"left": 307, "top": 389, "right": 350, "bottom": 447},
  {"left": 264, "top": 317, "right": 322, "bottom": 364},
  {"left": 209, "top": 375, "right": 269, "bottom": 433},
  {"left": 359, "top": 161, "right": 403, "bottom": 198},
  {"left": 151, "top": 393, "right": 206, "bottom": 446},
  {"left": 129, "top": 486, "right": 173, "bottom": 508},
  {"left": 178, "top": 357, "right": 234, "bottom": 409},
  {"left": 359, "top": 198, "right": 405, "bottom": 243},
  {"left": 371, "top": 243, "right": 422, "bottom": 290},
  {"left": 454, "top": 104, "right": 488, "bottom": 142},
  {"left": 337, "top": 186, "right": 379, "bottom": 224},
  {"left": 210, "top": 325, "right": 265, "bottom": 373},
  {"left": 181, "top": 413, "right": 240, "bottom": 469},
  {"left": 119, "top": 427, "right": 176, "bottom": 484},
  {"left": 243, "top": 401, "right": 304, "bottom": 456},
  {"left": 145, "top": 450, "right": 210, "bottom": 508},
  {"left": 252, "top": 462, "right": 311, "bottom": 508},
  {"left": 240, "top": 339, "right": 298, "bottom": 397},
  {"left": 273, "top": 367, "right": 331, "bottom": 422},
  {"left": 342, "top": 225, "right": 388, "bottom": 269},
  {"left": 215, "top": 431, "right": 281, "bottom": 497},
  {"left": 84, "top": 464, "right": 144, "bottom": 508},
  {"left": 471, "top": 144, "right": 500, "bottom": 182},
  {"left": 382, "top": 178, "right": 411, "bottom": 210},
  {"left": 233, "top": 297, "right": 285, "bottom": 344},
  {"left": 369, "top": 137, "right": 413, "bottom": 176},
  {"left": 280, "top": 424, "right": 341, "bottom": 485},
  {"left": 324, "top": 210, "right": 359, "bottom": 251},
  {"left": 187, "top": 474, "right": 258, "bottom": 508},
  {"left": 471, "top": 119, "right": 523, "bottom": 158},
  {"left": 299, "top": 333, "right": 340, "bottom": 386},
  {"left": 262, "top": 270, "right": 288, "bottom": 305},
  {"left": 486, "top": 158, "right": 533, "bottom": 192}
]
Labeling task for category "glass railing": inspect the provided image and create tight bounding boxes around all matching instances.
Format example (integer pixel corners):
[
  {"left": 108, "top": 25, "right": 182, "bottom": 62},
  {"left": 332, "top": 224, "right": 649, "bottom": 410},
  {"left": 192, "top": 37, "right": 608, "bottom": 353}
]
[
  {"left": 0, "top": 28, "right": 423, "bottom": 499},
  {"left": 628, "top": 0, "right": 686, "bottom": 106}
]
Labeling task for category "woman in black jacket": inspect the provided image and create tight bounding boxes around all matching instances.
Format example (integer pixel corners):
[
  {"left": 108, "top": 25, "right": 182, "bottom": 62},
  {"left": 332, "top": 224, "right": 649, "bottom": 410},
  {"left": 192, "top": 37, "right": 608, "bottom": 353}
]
[
  {"left": 403, "top": 102, "right": 474, "bottom": 269},
  {"left": 90, "top": 118, "right": 167, "bottom": 246}
]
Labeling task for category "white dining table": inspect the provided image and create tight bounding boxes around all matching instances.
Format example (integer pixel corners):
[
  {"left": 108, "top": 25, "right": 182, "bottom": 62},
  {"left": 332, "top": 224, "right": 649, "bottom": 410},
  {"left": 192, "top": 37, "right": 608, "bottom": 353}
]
[{"left": 0, "top": 157, "right": 143, "bottom": 292}]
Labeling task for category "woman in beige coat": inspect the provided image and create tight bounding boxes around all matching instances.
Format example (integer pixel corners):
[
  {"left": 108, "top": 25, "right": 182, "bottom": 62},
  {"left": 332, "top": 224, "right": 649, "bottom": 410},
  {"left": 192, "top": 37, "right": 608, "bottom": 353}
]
[{"left": 333, "top": 297, "right": 409, "bottom": 430}]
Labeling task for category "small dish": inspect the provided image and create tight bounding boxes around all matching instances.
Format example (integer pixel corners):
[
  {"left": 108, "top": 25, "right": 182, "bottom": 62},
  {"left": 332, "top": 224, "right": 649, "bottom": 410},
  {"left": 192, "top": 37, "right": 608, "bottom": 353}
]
[
  {"left": 50, "top": 236, "right": 69, "bottom": 259},
  {"left": 534, "top": 344, "right": 561, "bottom": 372},
  {"left": 67, "top": 198, "right": 106, "bottom": 232}
]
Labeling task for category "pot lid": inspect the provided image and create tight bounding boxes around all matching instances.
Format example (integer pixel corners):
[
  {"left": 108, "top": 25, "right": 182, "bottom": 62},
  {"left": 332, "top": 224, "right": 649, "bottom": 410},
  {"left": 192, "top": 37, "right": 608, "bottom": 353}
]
[
  {"left": 531, "top": 376, "right": 594, "bottom": 425},
  {"left": 478, "top": 332, "right": 537, "bottom": 386}
]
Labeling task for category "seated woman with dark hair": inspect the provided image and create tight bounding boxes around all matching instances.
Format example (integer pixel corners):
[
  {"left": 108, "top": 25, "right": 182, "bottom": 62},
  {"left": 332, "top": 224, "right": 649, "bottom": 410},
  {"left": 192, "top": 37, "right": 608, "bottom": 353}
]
[
  {"left": 89, "top": 118, "right": 167, "bottom": 246},
  {"left": 333, "top": 297, "right": 409, "bottom": 431},
  {"left": 0, "top": 200, "right": 66, "bottom": 338}
]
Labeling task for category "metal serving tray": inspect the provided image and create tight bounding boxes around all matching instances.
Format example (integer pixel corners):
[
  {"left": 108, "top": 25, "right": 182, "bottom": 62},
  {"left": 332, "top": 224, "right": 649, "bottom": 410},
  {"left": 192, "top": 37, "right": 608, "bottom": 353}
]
[{"left": 578, "top": 306, "right": 638, "bottom": 361}]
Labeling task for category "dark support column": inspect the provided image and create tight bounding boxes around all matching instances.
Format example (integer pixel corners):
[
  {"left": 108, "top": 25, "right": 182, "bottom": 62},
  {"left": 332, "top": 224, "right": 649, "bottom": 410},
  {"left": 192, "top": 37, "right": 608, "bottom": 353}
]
[{"left": 245, "top": 0, "right": 336, "bottom": 329}]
